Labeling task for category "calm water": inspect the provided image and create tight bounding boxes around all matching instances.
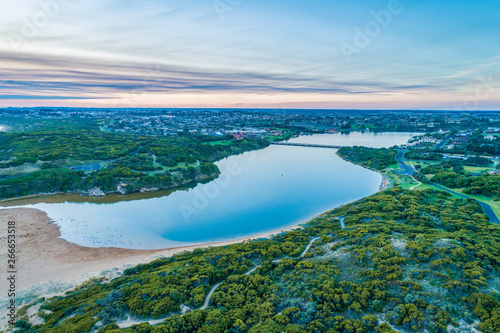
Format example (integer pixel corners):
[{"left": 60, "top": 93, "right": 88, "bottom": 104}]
[
  {"left": 287, "top": 132, "right": 422, "bottom": 148},
  {"left": 2, "top": 132, "right": 417, "bottom": 250}
]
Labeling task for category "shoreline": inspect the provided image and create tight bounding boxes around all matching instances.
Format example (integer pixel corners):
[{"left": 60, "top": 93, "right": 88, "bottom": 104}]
[
  {"left": 378, "top": 172, "right": 390, "bottom": 191},
  {"left": 0, "top": 173, "right": 217, "bottom": 206},
  {"left": 0, "top": 142, "right": 271, "bottom": 205},
  {"left": 0, "top": 208, "right": 302, "bottom": 292},
  {"left": 335, "top": 151, "right": 390, "bottom": 193},
  {"left": 0, "top": 192, "right": 65, "bottom": 205},
  {"left": 0, "top": 144, "right": 391, "bottom": 296}
]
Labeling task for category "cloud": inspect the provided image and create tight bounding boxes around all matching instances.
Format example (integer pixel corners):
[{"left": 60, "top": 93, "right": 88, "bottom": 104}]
[
  {"left": 0, "top": 95, "right": 100, "bottom": 100},
  {"left": 446, "top": 58, "right": 500, "bottom": 79},
  {"left": 0, "top": 51, "right": 446, "bottom": 102}
]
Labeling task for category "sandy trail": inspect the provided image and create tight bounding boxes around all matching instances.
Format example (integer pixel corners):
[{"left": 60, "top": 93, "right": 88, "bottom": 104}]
[
  {"left": 410, "top": 176, "right": 422, "bottom": 190},
  {"left": 118, "top": 236, "right": 319, "bottom": 328}
]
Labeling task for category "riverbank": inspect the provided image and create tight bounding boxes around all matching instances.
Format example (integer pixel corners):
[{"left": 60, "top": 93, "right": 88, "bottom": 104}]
[
  {"left": 0, "top": 171, "right": 220, "bottom": 204},
  {"left": 0, "top": 134, "right": 412, "bottom": 290},
  {"left": 0, "top": 208, "right": 302, "bottom": 291},
  {"left": 378, "top": 172, "right": 390, "bottom": 191}
]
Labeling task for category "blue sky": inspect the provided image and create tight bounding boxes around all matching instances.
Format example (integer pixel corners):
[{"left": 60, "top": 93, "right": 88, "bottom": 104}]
[{"left": 0, "top": 0, "right": 499, "bottom": 109}]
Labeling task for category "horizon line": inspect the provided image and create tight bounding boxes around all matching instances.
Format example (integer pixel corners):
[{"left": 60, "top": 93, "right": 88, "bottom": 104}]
[{"left": 2, "top": 106, "right": 500, "bottom": 112}]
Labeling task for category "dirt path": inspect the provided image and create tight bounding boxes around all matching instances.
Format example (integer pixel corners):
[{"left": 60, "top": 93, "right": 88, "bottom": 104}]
[
  {"left": 118, "top": 236, "right": 320, "bottom": 328},
  {"left": 410, "top": 176, "right": 422, "bottom": 190}
]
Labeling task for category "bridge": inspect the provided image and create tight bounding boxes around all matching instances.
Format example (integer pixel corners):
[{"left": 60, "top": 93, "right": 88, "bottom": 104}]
[{"left": 270, "top": 142, "right": 347, "bottom": 149}]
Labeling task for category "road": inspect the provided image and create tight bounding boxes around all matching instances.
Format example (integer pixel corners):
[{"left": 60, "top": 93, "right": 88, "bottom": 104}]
[
  {"left": 434, "top": 135, "right": 452, "bottom": 150},
  {"left": 397, "top": 150, "right": 499, "bottom": 224},
  {"left": 431, "top": 184, "right": 500, "bottom": 224},
  {"left": 396, "top": 150, "right": 416, "bottom": 176}
]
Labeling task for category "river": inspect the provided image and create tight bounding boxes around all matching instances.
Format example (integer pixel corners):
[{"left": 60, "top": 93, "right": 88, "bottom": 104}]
[{"left": 1, "top": 132, "right": 418, "bottom": 250}]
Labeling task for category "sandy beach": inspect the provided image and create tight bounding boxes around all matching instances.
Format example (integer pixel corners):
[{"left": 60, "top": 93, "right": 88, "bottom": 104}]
[
  {"left": 379, "top": 172, "right": 390, "bottom": 191},
  {"left": 0, "top": 208, "right": 301, "bottom": 292}
]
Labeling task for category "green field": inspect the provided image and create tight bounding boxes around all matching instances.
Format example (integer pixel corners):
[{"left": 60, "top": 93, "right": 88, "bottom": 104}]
[
  {"left": 384, "top": 163, "right": 400, "bottom": 171},
  {"left": 463, "top": 166, "right": 494, "bottom": 174},
  {"left": 387, "top": 164, "right": 499, "bottom": 214},
  {"left": 206, "top": 140, "right": 233, "bottom": 146},
  {"left": 408, "top": 160, "right": 440, "bottom": 166}
]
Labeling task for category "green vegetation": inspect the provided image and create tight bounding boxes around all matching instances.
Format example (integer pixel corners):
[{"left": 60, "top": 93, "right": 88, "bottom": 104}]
[
  {"left": 337, "top": 147, "right": 397, "bottom": 171},
  {"left": 463, "top": 175, "right": 500, "bottom": 198},
  {"left": 463, "top": 166, "right": 494, "bottom": 174},
  {"left": 0, "top": 129, "right": 269, "bottom": 200},
  {"left": 420, "top": 162, "right": 500, "bottom": 199},
  {"left": 464, "top": 132, "right": 500, "bottom": 156},
  {"left": 7, "top": 122, "right": 500, "bottom": 332},
  {"left": 405, "top": 151, "right": 443, "bottom": 161},
  {"left": 15, "top": 188, "right": 500, "bottom": 333},
  {"left": 451, "top": 191, "right": 500, "bottom": 219},
  {"left": 205, "top": 140, "right": 233, "bottom": 146}
]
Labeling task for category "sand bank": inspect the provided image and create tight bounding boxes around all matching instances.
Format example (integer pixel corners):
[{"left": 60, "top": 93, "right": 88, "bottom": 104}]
[
  {"left": 0, "top": 208, "right": 301, "bottom": 292},
  {"left": 377, "top": 172, "right": 390, "bottom": 191}
]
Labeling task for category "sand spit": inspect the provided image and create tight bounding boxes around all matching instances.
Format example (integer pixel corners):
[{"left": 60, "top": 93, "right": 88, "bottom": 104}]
[{"left": 0, "top": 208, "right": 301, "bottom": 291}]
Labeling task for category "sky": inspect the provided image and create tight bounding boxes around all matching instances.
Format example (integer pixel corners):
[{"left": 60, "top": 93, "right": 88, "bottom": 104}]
[{"left": 0, "top": 0, "right": 499, "bottom": 109}]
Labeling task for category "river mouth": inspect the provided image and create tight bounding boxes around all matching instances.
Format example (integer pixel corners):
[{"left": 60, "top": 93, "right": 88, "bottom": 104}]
[{"left": 2, "top": 132, "right": 418, "bottom": 250}]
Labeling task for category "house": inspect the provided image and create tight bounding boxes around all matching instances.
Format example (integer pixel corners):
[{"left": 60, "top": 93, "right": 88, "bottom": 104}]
[{"left": 484, "top": 128, "right": 500, "bottom": 134}]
